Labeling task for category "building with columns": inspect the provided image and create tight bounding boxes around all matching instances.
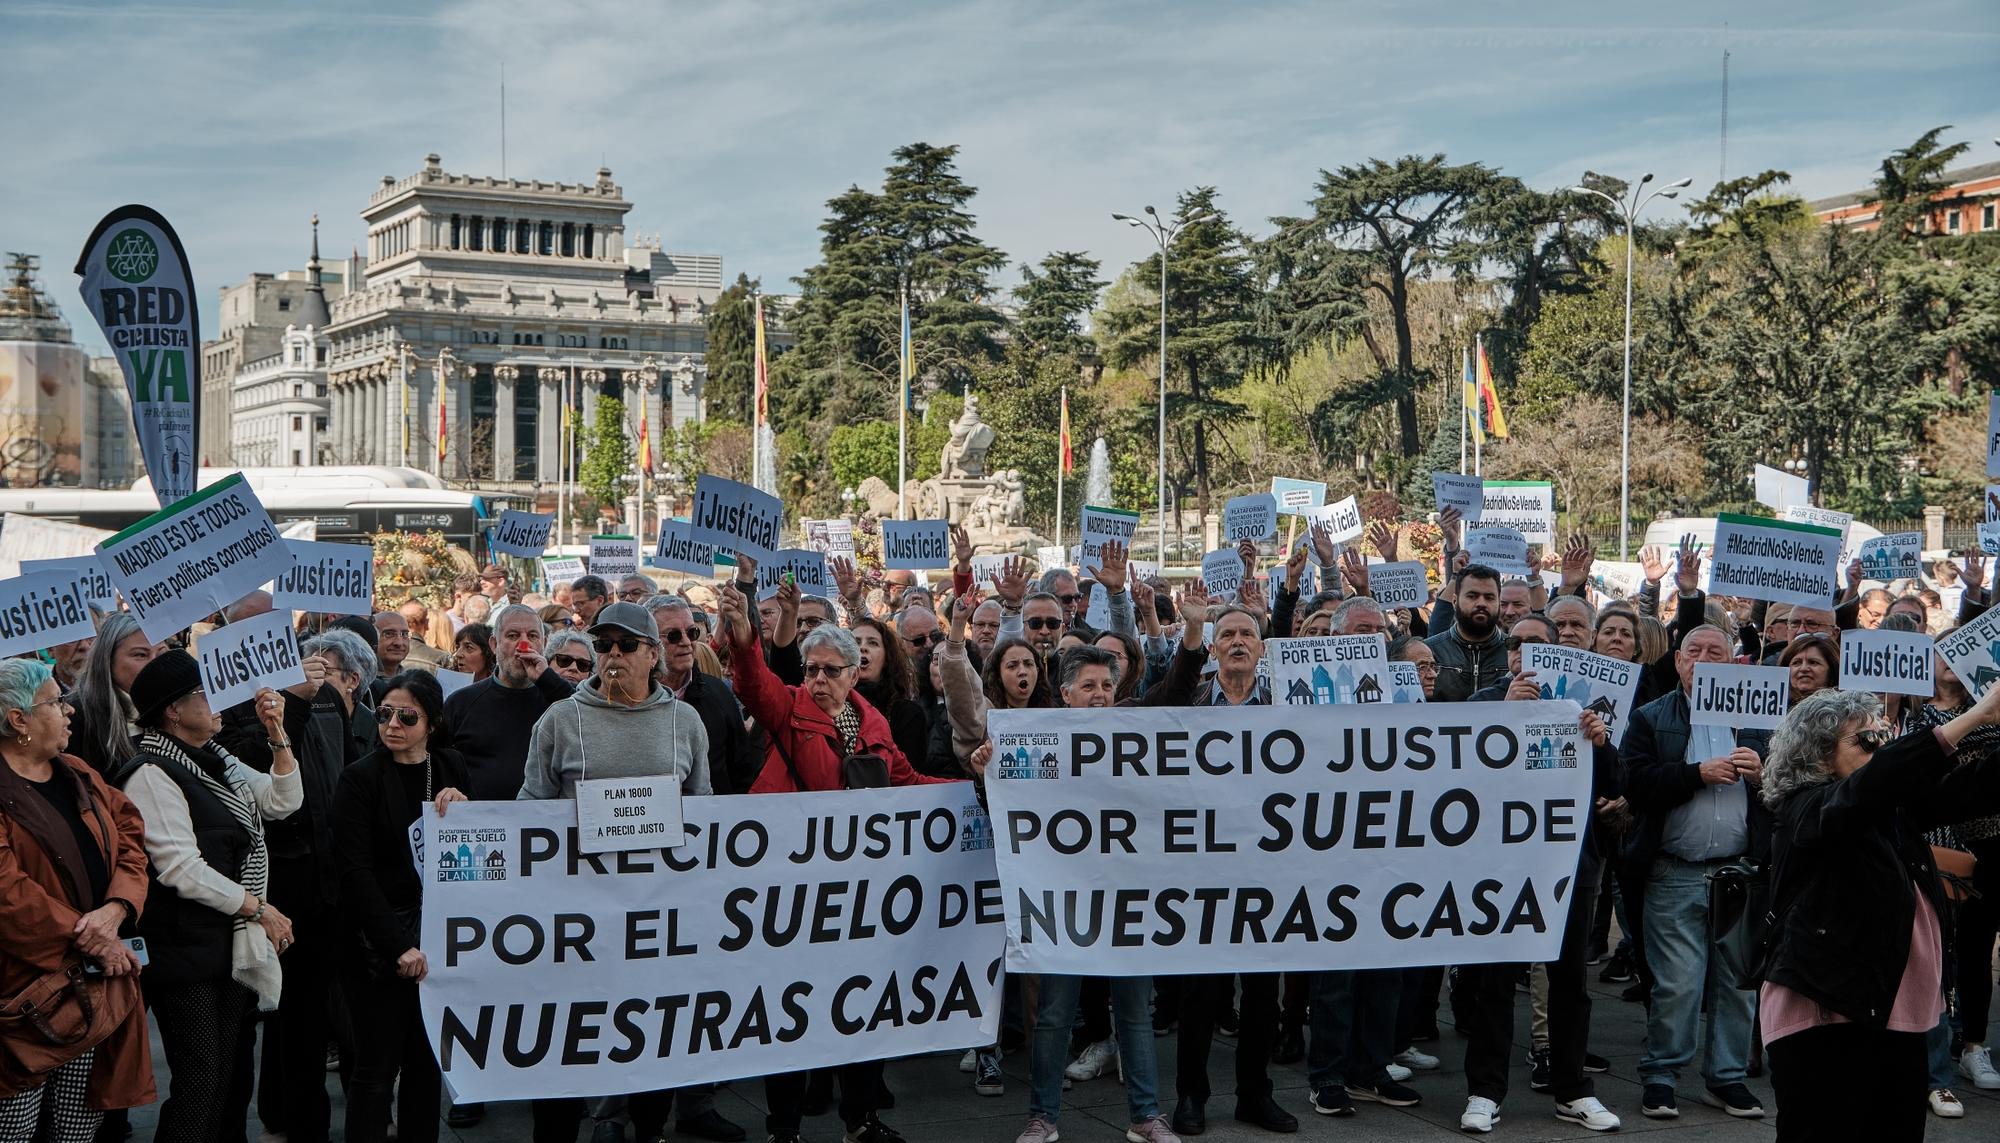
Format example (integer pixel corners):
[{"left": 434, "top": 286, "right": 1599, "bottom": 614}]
[
  {"left": 201, "top": 229, "right": 354, "bottom": 465},
  {"left": 322, "top": 153, "right": 722, "bottom": 506},
  {"left": 228, "top": 217, "right": 334, "bottom": 466}
]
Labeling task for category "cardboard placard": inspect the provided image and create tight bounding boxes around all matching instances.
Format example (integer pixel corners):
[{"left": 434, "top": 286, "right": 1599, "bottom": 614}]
[
  {"left": 1078, "top": 505, "right": 1139, "bottom": 566},
  {"left": 1465, "top": 525, "right": 1533, "bottom": 576},
  {"left": 194, "top": 609, "right": 307, "bottom": 712},
  {"left": 490, "top": 511, "right": 555, "bottom": 558},
  {"left": 96, "top": 473, "right": 295, "bottom": 643},
  {"left": 1223, "top": 493, "right": 1279, "bottom": 542},
  {"left": 1689, "top": 663, "right": 1790, "bottom": 730},
  {"left": 754, "top": 549, "right": 833, "bottom": 600},
  {"left": 1267, "top": 635, "right": 1391, "bottom": 705},
  {"left": 18, "top": 555, "right": 115, "bottom": 611},
  {"left": 588, "top": 535, "right": 642, "bottom": 579},
  {"left": 1269, "top": 477, "right": 1328, "bottom": 515},
  {"left": 1707, "top": 513, "right": 1844, "bottom": 607},
  {"left": 653, "top": 519, "right": 718, "bottom": 576},
  {"left": 881, "top": 521, "right": 951, "bottom": 570},
  {"left": 1839, "top": 629, "right": 1935, "bottom": 698},
  {"left": 1308, "top": 495, "right": 1364, "bottom": 544},
  {"left": 1368, "top": 561, "right": 1429, "bottom": 609},
  {"left": 0, "top": 571, "right": 99, "bottom": 657},
  {"left": 1200, "top": 548, "right": 1245, "bottom": 599},
  {"left": 689, "top": 474, "right": 784, "bottom": 561},
  {"left": 1522, "top": 643, "right": 1642, "bottom": 746},
  {"left": 1432, "top": 473, "right": 1485, "bottom": 522},
  {"left": 270, "top": 539, "right": 375, "bottom": 616},
  {"left": 1855, "top": 532, "right": 1922, "bottom": 583},
  {"left": 1480, "top": 481, "right": 1554, "bottom": 545}
]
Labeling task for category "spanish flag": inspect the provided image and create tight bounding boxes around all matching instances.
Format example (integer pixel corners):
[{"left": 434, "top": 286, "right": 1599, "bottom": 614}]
[
  {"left": 753, "top": 296, "right": 769, "bottom": 427},
  {"left": 638, "top": 402, "right": 651, "bottom": 471},
  {"left": 1463, "top": 347, "right": 1484, "bottom": 447},
  {"left": 1476, "top": 338, "right": 1509, "bottom": 440},
  {"left": 900, "top": 287, "right": 915, "bottom": 412},
  {"left": 1059, "top": 386, "right": 1073, "bottom": 474},
  {"left": 437, "top": 382, "right": 447, "bottom": 466}
]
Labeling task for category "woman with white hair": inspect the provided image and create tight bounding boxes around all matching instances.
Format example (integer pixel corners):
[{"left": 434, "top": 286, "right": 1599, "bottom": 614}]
[
  {"left": 66, "top": 613, "right": 164, "bottom": 777},
  {"left": 1756, "top": 685, "right": 2000, "bottom": 1141}
]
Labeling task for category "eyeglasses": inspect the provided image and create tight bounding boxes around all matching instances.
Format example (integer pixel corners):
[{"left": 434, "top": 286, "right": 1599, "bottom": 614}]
[
  {"left": 1505, "top": 636, "right": 1550, "bottom": 650},
  {"left": 798, "top": 615, "right": 827, "bottom": 630},
  {"left": 30, "top": 698, "right": 73, "bottom": 715},
  {"left": 802, "top": 663, "right": 854, "bottom": 679},
  {"left": 550, "top": 653, "right": 593, "bottom": 671},
  {"left": 593, "top": 636, "right": 644, "bottom": 654},
  {"left": 907, "top": 630, "right": 948, "bottom": 648},
  {"left": 375, "top": 706, "right": 423, "bottom": 728},
  {"left": 660, "top": 626, "right": 704, "bottom": 644},
  {"left": 1025, "top": 617, "right": 1064, "bottom": 631},
  {"left": 618, "top": 588, "right": 650, "bottom": 601},
  {"left": 1408, "top": 663, "right": 1442, "bottom": 676}
]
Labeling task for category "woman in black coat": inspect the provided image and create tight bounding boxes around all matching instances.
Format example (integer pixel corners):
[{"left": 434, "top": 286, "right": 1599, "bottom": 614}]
[
  {"left": 1756, "top": 685, "right": 2000, "bottom": 1141},
  {"left": 332, "top": 671, "right": 469, "bottom": 1143}
]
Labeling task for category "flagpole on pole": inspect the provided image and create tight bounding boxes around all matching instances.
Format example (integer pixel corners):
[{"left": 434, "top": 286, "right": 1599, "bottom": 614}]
[
  {"left": 1055, "top": 385, "right": 1067, "bottom": 555},
  {"left": 1459, "top": 346, "right": 1469, "bottom": 474},
  {"left": 897, "top": 281, "right": 909, "bottom": 521}
]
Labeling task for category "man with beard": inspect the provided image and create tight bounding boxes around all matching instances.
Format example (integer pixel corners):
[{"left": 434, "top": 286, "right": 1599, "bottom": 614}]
[
  {"left": 1426, "top": 564, "right": 1509, "bottom": 703},
  {"left": 1019, "top": 592, "right": 1067, "bottom": 658}
]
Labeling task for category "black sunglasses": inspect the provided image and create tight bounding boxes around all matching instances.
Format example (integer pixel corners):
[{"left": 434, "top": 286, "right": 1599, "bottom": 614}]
[
  {"left": 908, "top": 630, "right": 948, "bottom": 647},
  {"left": 1848, "top": 726, "right": 1895, "bottom": 752},
  {"left": 660, "top": 626, "right": 704, "bottom": 644},
  {"left": 550, "top": 653, "right": 592, "bottom": 670},
  {"left": 593, "top": 636, "right": 644, "bottom": 654},
  {"left": 1025, "top": 617, "right": 1064, "bottom": 631},
  {"left": 375, "top": 706, "right": 422, "bottom": 727}
]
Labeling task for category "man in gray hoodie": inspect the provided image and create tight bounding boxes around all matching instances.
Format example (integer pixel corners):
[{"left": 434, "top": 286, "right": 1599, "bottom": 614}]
[{"left": 516, "top": 601, "right": 713, "bottom": 1143}]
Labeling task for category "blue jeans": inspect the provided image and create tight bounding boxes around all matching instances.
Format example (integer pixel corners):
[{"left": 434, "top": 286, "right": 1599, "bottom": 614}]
[
  {"left": 1927, "top": 1019, "right": 1954, "bottom": 1090},
  {"left": 1306, "top": 969, "right": 1399, "bottom": 1091},
  {"left": 1639, "top": 855, "right": 1755, "bottom": 1088},
  {"left": 1030, "top": 974, "right": 1159, "bottom": 1124}
]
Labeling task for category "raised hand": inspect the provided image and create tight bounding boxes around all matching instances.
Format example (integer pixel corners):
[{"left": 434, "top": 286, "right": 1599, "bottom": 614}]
[
  {"left": 1438, "top": 505, "right": 1464, "bottom": 550},
  {"left": 1308, "top": 520, "right": 1339, "bottom": 569},
  {"left": 1236, "top": 536, "right": 1259, "bottom": 574},
  {"left": 1560, "top": 531, "right": 1595, "bottom": 590},
  {"left": 1178, "top": 581, "right": 1214, "bottom": 629},
  {"left": 1366, "top": 520, "right": 1399, "bottom": 563},
  {"left": 994, "top": 556, "right": 1029, "bottom": 607},
  {"left": 1283, "top": 534, "right": 1310, "bottom": 588},
  {"left": 717, "top": 583, "right": 757, "bottom": 650},
  {"left": 1098, "top": 539, "right": 1129, "bottom": 594},
  {"left": 1339, "top": 548, "right": 1370, "bottom": 596},
  {"left": 949, "top": 583, "right": 983, "bottom": 640},
  {"left": 1675, "top": 534, "right": 1703, "bottom": 595},
  {"left": 830, "top": 556, "right": 862, "bottom": 607},
  {"left": 1638, "top": 544, "right": 1667, "bottom": 585},
  {"left": 773, "top": 579, "right": 801, "bottom": 646},
  {"left": 950, "top": 523, "right": 974, "bottom": 573},
  {"left": 1129, "top": 577, "right": 1160, "bottom": 634},
  {"left": 1964, "top": 550, "right": 1988, "bottom": 591},
  {"left": 969, "top": 740, "right": 994, "bottom": 780},
  {"left": 1238, "top": 571, "right": 1269, "bottom": 621}
]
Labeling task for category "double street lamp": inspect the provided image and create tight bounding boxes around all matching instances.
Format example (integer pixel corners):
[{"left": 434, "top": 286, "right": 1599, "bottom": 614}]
[
  {"left": 1113, "top": 205, "right": 1210, "bottom": 564},
  {"left": 1569, "top": 173, "right": 1692, "bottom": 560}
]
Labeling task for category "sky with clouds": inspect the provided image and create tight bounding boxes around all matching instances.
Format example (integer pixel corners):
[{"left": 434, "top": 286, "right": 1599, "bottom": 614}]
[{"left": 4, "top": 0, "right": 1997, "bottom": 352}]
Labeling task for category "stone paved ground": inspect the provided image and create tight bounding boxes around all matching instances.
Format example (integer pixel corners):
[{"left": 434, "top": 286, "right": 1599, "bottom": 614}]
[{"left": 128, "top": 968, "right": 1998, "bottom": 1142}]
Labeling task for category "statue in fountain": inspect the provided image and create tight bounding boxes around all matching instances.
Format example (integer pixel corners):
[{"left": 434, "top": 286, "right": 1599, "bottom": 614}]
[{"left": 876, "top": 392, "right": 1044, "bottom": 548}]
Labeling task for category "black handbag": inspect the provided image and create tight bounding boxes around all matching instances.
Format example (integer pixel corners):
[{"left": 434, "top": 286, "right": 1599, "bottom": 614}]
[{"left": 1709, "top": 861, "right": 1771, "bottom": 991}]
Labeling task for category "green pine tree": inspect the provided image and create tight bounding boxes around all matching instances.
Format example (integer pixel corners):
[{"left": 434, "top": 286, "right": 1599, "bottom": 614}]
[{"left": 581, "top": 397, "right": 633, "bottom": 510}]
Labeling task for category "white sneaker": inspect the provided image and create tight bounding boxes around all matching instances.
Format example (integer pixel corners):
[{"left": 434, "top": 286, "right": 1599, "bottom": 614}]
[
  {"left": 1962, "top": 1045, "right": 2000, "bottom": 1090},
  {"left": 1554, "top": 1096, "right": 1621, "bottom": 1132},
  {"left": 1386, "top": 1062, "right": 1413, "bottom": 1082},
  {"left": 1394, "top": 1046, "right": 1440, "bottom": 1071},
  {"left": 1930, "top": 1088, "right": 1966, "bottom": 1119},
  {"left": 1459, "top": 1096, "right": 1499, "bottom": 1133},
  {"left": 959, "top": 1048, "right": 977, "bottom": 1074},
  {"left": 1065, "top": 1037, "right": 1119, "bottom": 1081}
]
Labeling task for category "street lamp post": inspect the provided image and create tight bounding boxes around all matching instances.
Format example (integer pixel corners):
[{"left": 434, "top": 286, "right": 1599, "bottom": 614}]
[
  {"left": 1569, "top": 173, "right": 1692, "bottom": 560},
  {"left": 1113, "top": 205, "right": 1211, "bottom": 565}
]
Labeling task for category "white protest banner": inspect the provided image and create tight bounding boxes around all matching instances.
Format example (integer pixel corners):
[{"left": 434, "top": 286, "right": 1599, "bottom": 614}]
[
  {"left": 0, "top": 572, "right": 98, "bottom": 658},
  {"left": 1986, "top": 485, "right": 2000, "bottom": 523},
  {"left": 96, "top": 473, "right": 293, "bottom": 643},
  {"left": 1840, "top": 629, "right": 1935, "bottom": 698},
  {"left": 1754, "top": 464, "right": 1811, "bottom": 511},
  {"left": 270, "top": 540, "right": 374, "bottom": 616},
  {"left": 1690, "top": 663, "right": 1791, "bottom": 731},
  {"left": 755, "top": 549, "right": 832, "bottom": 600},
  {"left": 881, "top": 521, "right": 951, "bottom": 570},
  {"left": 19, "top": 555, "right": 115, "bottom": 611},
  {"left": 1388, "top": 662, "right": 1426, "bottom": 703},
  {"left": 654, "top": 519, "right": 717, "bottom": 576},
  {"left": 1035, "top": 546, "right": 1068, "bottom": 572},
  {"left": 1223, "top": 494, "right": 1279, "bottom": 542},
  {"left": 970, "top": 554, "right": 1012, "bottom": 585},
  {"left": 490, "top": 511, "right": 554, "bottom": 558},
  {"left": 1267, "top": 635, "right": 1390, "bottom": 705},
  {"left": 1130, "top": 559, "right": 1160, "bottom": 583},
  {"left": 1432, "top": 473, "right": 1485, "bottom": 522},
  {"left": 575, "top": 775, "right": 685, "bottom": 854},
  {"left": 1266, "top": 563, "right": 1316, "bottom": 600},
  {"left": 690, "top": 474, "right": 784, "bottom": 561},
  {"left": 1078, "top": 505, "right": 1139, "bottom": 565},
  {"left": 1481, "top": 481, "right": 1555, "bottom": 545},
  {"left": 1522, "top": 644, "right": 1641, "bottom": 746},
  {"left": 1465, "top": 526, "right": 1532, "bottom": 576},
  {"left": 588, "top": 535, "right": 642, "bottom": 579},
  {"left": 75, "top": 206, "right": 201, "bottom": 506},
  {"left": 1780, "top": 503, "right": 1853, "bottom": 545},
  {"left": 1988, "top": 392, "right": 2000, "bottom": 478},
  {"left": 1368, "top": 561, "right": 1429, "bottom": 609},
  {"left": 1270, "top": 477, "right": 1328, "bottom": 516},
  {"left": 1856, "top": 532, "right": 1922, "bottom": 582},
  {"left": 1938, "top": 609, "right": 2000, "bottom": 697},
  {"left": 194, "top": 609, "right": 306, "bottom": 712},
  {"left": 541, "top": 556, "right": 586, "bottom": 586},
  {"left": 986, "top": 701, "right": 1591, "bottom": 975},
  {"left": 419, "top": 786, "right": 1003, "bottom": 1100},
  {"left": 434, "top": 668, "right": 477, "bottom": 698},
  {"left": 1307, "top": 495, "right": 1364, "bottom": 545},
  {"left": 1982, "top": 523, "right": 2000, "bottom": 557},
  {"left": 1083, "top": 584, "right": 1112, "bottom": 632},
  {"left": 1200, "top": 549, "right": 1245, "bottom": 599},
  {"left": 1707, "top": 513, "right": 1843, "bottom": 608}
]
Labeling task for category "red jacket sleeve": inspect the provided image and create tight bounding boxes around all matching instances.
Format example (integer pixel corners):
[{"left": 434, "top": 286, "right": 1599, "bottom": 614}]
[
  {"left": 94, "top": 771, "right": 151, "bottom": 920},
  {"left": 0, "top": 825, "right": 83, "bottom": 971}
]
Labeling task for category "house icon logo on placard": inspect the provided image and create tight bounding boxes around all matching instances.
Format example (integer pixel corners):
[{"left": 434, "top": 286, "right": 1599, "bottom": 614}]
[
  {"left": 959, "top": 802, "right": 994, "bottom": 852},
  {"left": 435, "top": 829, "right": 510, "bottom": 882}
]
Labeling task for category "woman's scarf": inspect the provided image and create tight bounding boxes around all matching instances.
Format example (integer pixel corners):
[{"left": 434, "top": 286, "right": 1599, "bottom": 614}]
[{"left": 138, "top": 730, "right": 282, "bottom": 1010}]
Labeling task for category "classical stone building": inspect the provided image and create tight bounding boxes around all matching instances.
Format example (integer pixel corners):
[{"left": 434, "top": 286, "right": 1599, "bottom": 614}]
[
  {"left": 227, "top": 218, "right": 336, "bottom": 466},
  {"left": 0, "top": 254, "right": 138, "bottom": 488},
  {"left": 201, "top": 230, "right": 355, "bottom": 466},
  {"left": 322, "top": 154, "right": 723, "bottom": 502}
]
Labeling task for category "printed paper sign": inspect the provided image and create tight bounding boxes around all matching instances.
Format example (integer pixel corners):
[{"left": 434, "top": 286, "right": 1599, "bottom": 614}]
[
  {"left": 1754, "top": 464, "right": 1810, "bottom": 511},
  {"left": 690, "top": 474, "right": 784, "bottom": 561},
  {"left": 1269, "top": 477, "right": 1328, "bottom": 515},
  {"left": 1522, "top": 643, "right": 1642, "bottom": 746},
  {"left": 1267, "top": 635, "right": 1390, "bottom": 705},
  {"left": 970, "top": 554, "right": 1013, "bottom": 585},
  {"left": 1987, "top": 392, "right": 2000, "bottom": 478},
  {"left": 986, "top": 701, "right": 1590, "bottom": 975},
  {"left": 653, "top": 519, "right": 717, "bottom": 576},
  {"left": 96, "top": 473, "right": 294, "bottom": 643},
  {"left": 1224, "top": 494, "right": 1279, "bottom": 542},
  {"left": 1267, "top": 562, "right": 1315, "bottom": 601},
  {"left": 881, "top": 521, "right": 951, "bottom": 570},
  {"left": 575, "top": 775, "right": 685, "bottom": 854},
  {"left": 755, "top": 549, "right": 832, "bottom": 600},
  {"left": 1082, "top": 583, "right": 1112, "bottom": 632},
  {"left": 1200, "top": 548, "right": 1245, "bottom": 599},
  {"left": 1839, "top": 629, "right": 1935, "bottom": 698},
  {"left": 1465, "top": 525, "right": 1532, "bottom": 576},
  {"left": 1433, "top": 473, "right": 1485, "bottom": 522},
  {"left": 802, "top": 519, "right": 856, "bottom": 562},
  {"left": 541, "top": 556, "right": 586, "bottom": 585},
  {"left": 1985, "top": 485, "right": 2000, "bottom": 524},
  {"left": 1369, "top": 561, "right": 1429, "bottom": 609},
  {"left": 0, "top": 571, "right": 99, "bottom": 658},
  {"left": 1388, "top": 661, "right": 1426, "bottom": 703},
  {"left": 434, "top": 668, "right": 477, "bottom": 697},
  {"left": 270, "top": 540, "right": 374, "bottom": 616},
  {"left": 19, "top": 555, "right": 115, "bottom": 611},
  {"left": 588, "top": 535, "right": 642, "bottom": 579},
  {"left": 1308, "top": 495, "right": 1364, "bottom": 544},
  {"left": 1078, "top": 505, "right": 1139, "bottom": 566},
  {"left": 1129, "top": 559, "right": 1160, "bottom": 583},
  {"left": 1707, "top": 513, "right": 1843, "bottom": 608},
  {"left": 1481, "top": 481, "right": 1555, "bottom": 545},
  {"left": 489, "top": 511, "right": 554, "bottom": 558},
  {"left": 1981, "top": 523, "right": 2000, "bottom": 557},
  {"left": 75, "top": 206, "right": 201, "bottom": 505},
  {"left": 194, "top": 609, "right": 306, "bottom": 713},
  {"left": 1937, "top": 608, "right": 2000, "bottom": 697},
  {"left": 1036, "top": 546, "right": 1068, "bottom": 572},
  {"left": 1856, "top": 532, "right": 1922, "bottom": 582},
  {"left": 419, "top": 787, "right": 1002, "bottom": 1100},
  {"left": 1689, "top": 663, "right": 1790, "bottom": 731},
  {"left": 1780, "top": 504, "right": 1853, "bottom": 545}
]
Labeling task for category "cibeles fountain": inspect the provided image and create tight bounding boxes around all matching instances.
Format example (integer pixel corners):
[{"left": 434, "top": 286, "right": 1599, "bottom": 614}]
[{"left": 855, "top": 392, "right": 1046, "bottom": 549}]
